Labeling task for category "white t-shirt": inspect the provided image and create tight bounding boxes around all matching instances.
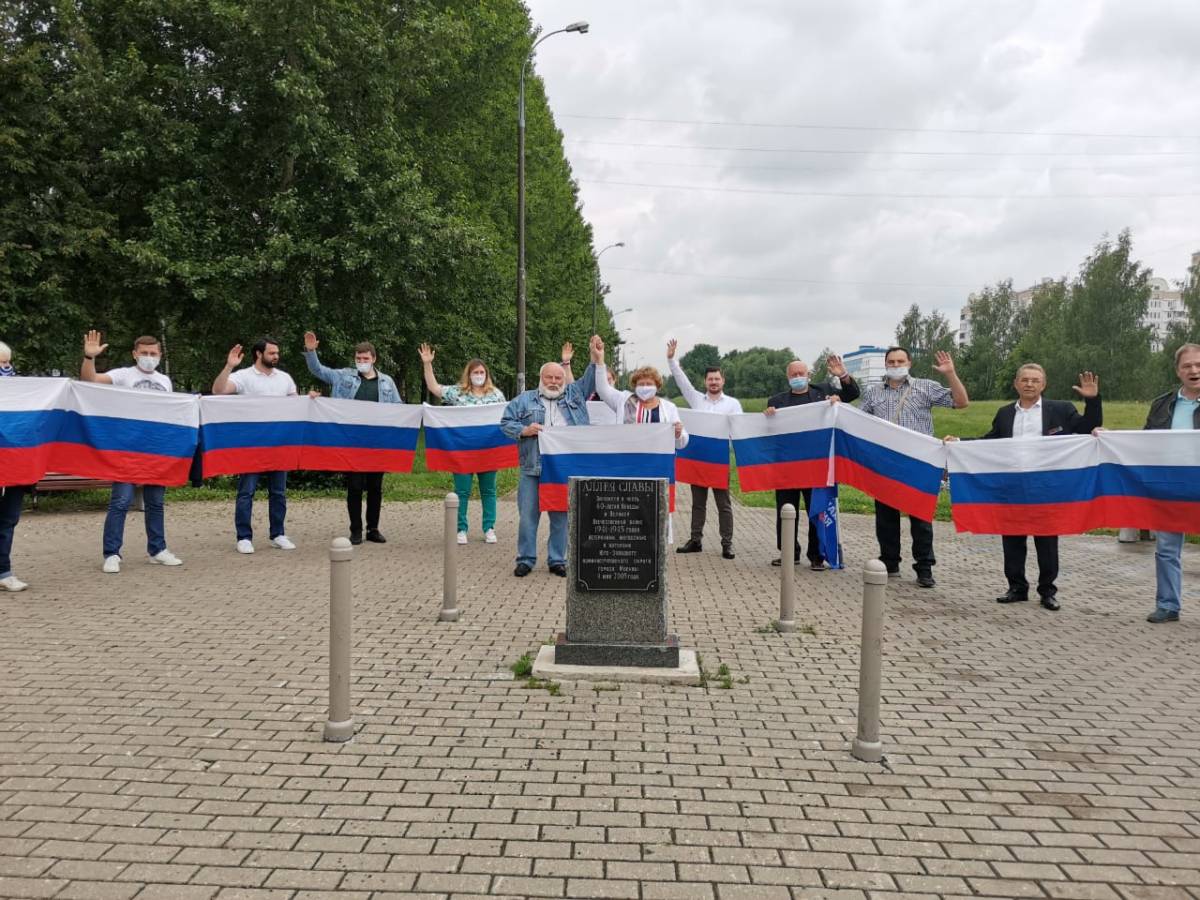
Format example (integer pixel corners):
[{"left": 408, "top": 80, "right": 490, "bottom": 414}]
[
  {"left": 228, "top": 366, "right": 298, "bottom": 397},
  {"left": 106, "top": 366, "right": 173, "bottom": 393}
]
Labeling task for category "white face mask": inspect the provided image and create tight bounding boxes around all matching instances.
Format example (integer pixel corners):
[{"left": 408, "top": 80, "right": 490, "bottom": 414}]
[
  {"left": 885, "top": 366, "right": 909, "bottom": 380},
  {"left": 136, "top": 355, "right": 160, "bottom": 372},
  {"left": 539, "top": 384, "right": 564, "bottom": 400},
  {"left": 470, "top": 373, "right": 487, "bottom": 387},
  {"left": 635, "top": 384, "right": 657, "bottom": 401},
  {"left": 355, "top": 361, "right": 372, "bottom": 374}
]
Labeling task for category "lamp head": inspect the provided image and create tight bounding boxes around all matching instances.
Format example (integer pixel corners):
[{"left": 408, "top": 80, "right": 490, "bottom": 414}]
[
  {"left": 615, "top": 241, "right": 625, "bottom": 247},
  {"left": 566, "top": 21, "right": 589, "bottom": 33}
]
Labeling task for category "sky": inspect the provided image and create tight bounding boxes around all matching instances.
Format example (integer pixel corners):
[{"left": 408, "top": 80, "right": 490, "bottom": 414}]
[{"left": 522, "top": 0, "right": 1200, "bottom": 369}]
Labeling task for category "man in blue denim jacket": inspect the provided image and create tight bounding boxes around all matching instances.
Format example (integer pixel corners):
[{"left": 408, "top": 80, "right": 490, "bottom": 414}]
[
  {"left": 500, "top": 336, "right": 601, "bottom": 577},
  {"left": 304, "top": 331, "right": 403, "bottom": 544}
]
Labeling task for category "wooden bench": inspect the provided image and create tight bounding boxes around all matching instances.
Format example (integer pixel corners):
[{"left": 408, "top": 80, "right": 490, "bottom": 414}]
[{"left": 30, "top": 474, "right": 113, "bottom": 509}]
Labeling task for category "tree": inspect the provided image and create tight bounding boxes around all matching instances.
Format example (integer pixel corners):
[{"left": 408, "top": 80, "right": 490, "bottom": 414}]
[
  {"left": 678, "top": 343, "right": 721, "bottom": 388},
  {"left": 893, "top": 304, "right": 955, "bottom": 380},
  {"left": 721, "top": 346, "right": 794, "bottom": 399},
  {"left": 957, "top": 280, "right": 1031, "bottom": 399},
  {"left": 811, "top": 347, "right": 833, "bottom": 385}
]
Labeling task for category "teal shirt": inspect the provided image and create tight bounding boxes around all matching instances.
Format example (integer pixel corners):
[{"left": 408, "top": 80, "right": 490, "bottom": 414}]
[{"left": 1172, "top": 390, "right": 1199, "bottom": 430}]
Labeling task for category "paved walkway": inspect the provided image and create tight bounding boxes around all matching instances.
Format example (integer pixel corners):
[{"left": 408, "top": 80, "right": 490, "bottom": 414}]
[{"left": 1, "top": 491, "right": 1198, "bottom": 900}]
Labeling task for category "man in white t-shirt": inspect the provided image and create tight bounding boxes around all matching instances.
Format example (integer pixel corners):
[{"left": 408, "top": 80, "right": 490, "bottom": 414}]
[
  {"left": 212, "top": 337, "right": 299, "bottom": 554},
  {"left": 80, "top": 330, "right": 185, "bottom": 574}
]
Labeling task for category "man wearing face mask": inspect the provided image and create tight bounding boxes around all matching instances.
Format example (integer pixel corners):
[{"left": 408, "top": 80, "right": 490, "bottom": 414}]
[
  {"left": 304, "top": 331, "right": 403, "bottom": 545},
  {"left": 500, "top": 336, "right": 600, "bottom": 577},
  {"left": 80, "top": 330, "right": 185, "bottom": 574},
  {"left": 764, "top": 355, "right": 858, "bottom": 569},
  {"left": 860, "top": 346, "right": 969, "bottom": 587}
]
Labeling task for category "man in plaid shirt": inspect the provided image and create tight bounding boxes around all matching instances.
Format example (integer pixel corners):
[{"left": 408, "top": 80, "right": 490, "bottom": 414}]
[{"left": 859, "top": 346, "right": 969, "bottom": 588}]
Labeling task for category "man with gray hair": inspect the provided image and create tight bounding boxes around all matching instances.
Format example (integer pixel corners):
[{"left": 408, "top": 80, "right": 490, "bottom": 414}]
[{"left": 500, "top": 336, "right": 601, "bottom": 577}]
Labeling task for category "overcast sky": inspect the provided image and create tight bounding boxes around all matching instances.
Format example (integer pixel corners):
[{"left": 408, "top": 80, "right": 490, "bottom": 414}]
[{"left": 523, "top": 0, "right": 1200, "bottom": 369}]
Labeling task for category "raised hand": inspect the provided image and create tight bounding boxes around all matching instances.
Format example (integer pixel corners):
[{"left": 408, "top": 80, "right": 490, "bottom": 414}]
[
  {"left": 667, "top": 339, "right": 677, "bottom": 359},
  {"left": 561, "top": 341, "right": 574, "bottom": 363},
  {"left": 227, "top": 344, "right": 244, "bottom": 369},
  {"left": 303, "top": 331, "right": 319, "bottom": 352},
  {"left": 827, "top": 354, "right": 846, "bottom": 377},
  {"left": 83, "top": 330, "right": 107, "bottom": 359},
  {"left": 590, "top": 335, "right": 605, "bottom": 364},
  {"left": 1072, "top": 371, "right": 1099, "bottom": 399},
  {"left": 932, "top": 350, "right": 956, "bottom": 375},
  {"left": 418, "top": 342, "right": 435, "bottom": 365}
]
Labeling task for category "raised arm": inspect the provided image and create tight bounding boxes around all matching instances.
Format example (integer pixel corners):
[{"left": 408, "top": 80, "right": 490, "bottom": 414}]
[
  {"left": 933, "top": 351, "right": 969, "bottom": 409},
  {"left": 418, "top": 343, "right": 444, "bottom": 399},
  {"left": 825, "top": 354, "right": 859, "bottom": 402},
  {"left": 212, "top": 345, "right": 243, "bottom": 395},
  {"left": 561, "top": 342, "right": 575, "bottom": 385},
  {"left": 666, "top": 339, "right": 705, "bottom": 409},
  {"left": 1069, "top": 371, "right": 1102, "bottom": 434},
  {"left": 80, "top": 330, "right": 113, "bottom": 384},
  {"left": 303, "top": 331, "right": 338, "bottom": 385}
]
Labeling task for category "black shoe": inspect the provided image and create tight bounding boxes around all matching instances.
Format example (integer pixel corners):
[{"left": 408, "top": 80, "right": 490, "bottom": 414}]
[
  {"left": 885, "top": 567, "right": 900, "bottom": 579},
  {"left": 349, "top": 531, "right": 363, "bottom": 546},
  {"left": 996, "top": 590, "right": 1029, "bottom": 604},
  {"left": 514, "top": 563, "right": 532, "bottom": 577},
  {"left": 1040, "top": 596, "right": 1060, "bottom": 611},
  {"left": 1146, "top": 609, "right": 1179, "bottom": 623},
  {"left": 770, "top": 557, "right": 801, "bottom": 567},
  {"left": 366, "top": 529, "right": 386, "bottom": 544},
  {"left": 916, "top": 573, "right": 936, "bottom": 588},
  {"left": 676, "top": 539, "right": 703, "bottom": 554},
  {"left": 722, "top": 547, "right": 735, "bottom": 560},
  {"left": 549, "top": 564, "right": 567, "bottom": 577},
  {"left": 809, "top": 560, "right": 827, "bottom": 572}
]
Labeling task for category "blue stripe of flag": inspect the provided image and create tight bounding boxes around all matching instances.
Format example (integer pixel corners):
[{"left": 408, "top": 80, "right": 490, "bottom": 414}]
[
  {"left": 0, "top": 409, "right": 196, "bottom": 458},
  {"left": 951, "top": 464, "right": 1200, "bottom": 505},
  {"left": 424, "top": 423, "right": 511, "bottom": 453},
  {"left": 732, "top": 427, "right": 834, "bottom": 467},
  {"left": 835, "top": 430, "right": 942, "bottom": 494},
  {"left": 677, "top": 433, "right": 730, "bottom": 466},
  {"left": 201, "top": 421, "right": 417, "bottom": 452},
  {"left": 541, "top": 452, "right": 676, "bottom": 485}
]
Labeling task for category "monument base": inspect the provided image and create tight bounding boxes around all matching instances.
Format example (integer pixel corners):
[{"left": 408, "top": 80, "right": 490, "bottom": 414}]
[
  {"left": 554, "top": 632, "right": 680, "bottom": 667},
  {"left": 532, "top": 645, "right": 701, "bottom": 686}
]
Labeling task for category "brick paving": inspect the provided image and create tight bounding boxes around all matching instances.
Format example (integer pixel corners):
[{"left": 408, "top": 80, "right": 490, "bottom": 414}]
[{"left": 1, "top": 489, "right": 1198, "bottom": 900}]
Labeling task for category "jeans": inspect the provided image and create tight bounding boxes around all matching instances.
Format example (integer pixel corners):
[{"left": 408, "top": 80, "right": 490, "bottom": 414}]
[
  {"left": 453, "top": 471, "right": 498, "bottom": 534},
  {"left": 235, "top": 471, "right": 287, "bottom": 541},
  {"left": 1002, "top": 535, "right": 1059, "bottom": 598},
  {"left": 346, "top": 472, "right": 384, "bottom": 534},
  {"left": 103, "top": 483, "right": 166, "bottom": 559},
  {"left": 1155, "top": 531, "right": 1185, "bottom": 613},
  {"left": 875, "top": 501, "right": 935, "bottom": 575},
  {"left": 690, "top": 485, "right": 733, "bottom": 547},
  {"left": 775, "top": 488, "right": 821, "bottom": 563},
  {"left": 0, "top": 486, "right": 24, "bottom": 578},
  {"left": 516, "top": 472, "right": 565, "bottom": 568}
]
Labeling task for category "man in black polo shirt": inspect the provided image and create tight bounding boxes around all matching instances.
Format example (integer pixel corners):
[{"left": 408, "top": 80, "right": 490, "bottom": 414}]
[{"left": 764, "top": 355, "right": 859, "bottom": 569}]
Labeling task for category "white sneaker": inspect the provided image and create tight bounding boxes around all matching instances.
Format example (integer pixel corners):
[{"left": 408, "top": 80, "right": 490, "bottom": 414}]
[
  {"left": 150, "top": 549, "right": 183, "bottom": 567},
  {"left": 271, "top": 535, "right": 296, "bottom": 551},
  {"left": 484, "top": 529, "right": 497, "bottom": 544},
  {"left": 236, "top": 539, "right": 255, "bottom": 554},
  {"left": 456, "top": 531, "right": 468, "bottom": 545},
  {"left": 102, "top": 555, "right": 121, "bottom": 574},
  {"left": 0, "top": 575, "right": 28, "bottom": 592}
]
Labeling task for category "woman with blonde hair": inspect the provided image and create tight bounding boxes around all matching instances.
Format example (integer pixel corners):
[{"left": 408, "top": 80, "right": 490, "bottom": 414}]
[{"left": 420, "top": 343, "right": 505, "bottom": 544}]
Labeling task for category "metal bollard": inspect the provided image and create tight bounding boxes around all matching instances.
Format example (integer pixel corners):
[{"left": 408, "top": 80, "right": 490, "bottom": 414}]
[
  {"left": 851, "top": 559, "right": 888, "bottom": 762},
  {"left": 776, "top": 504, "right": 797, "bottom": 633},
  {"left": 324, "top": 537, "right": 354, "bottom": 742},
  {"left": 439, "top": 492, "right": 460, "bottom": 622}
]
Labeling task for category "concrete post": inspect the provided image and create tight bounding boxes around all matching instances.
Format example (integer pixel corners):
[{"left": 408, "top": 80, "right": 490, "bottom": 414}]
[
  {"left": 323, "top": 537, "right": 354, "bottom": 743},
  {"left": 439, "top": 492, "right": 460, "bottom": 622},
  {"left": 851, "top": 559, "right": 888, "bottom": 763},
  {"left": 1117, "top": 528, "right": 1139, "bottom": 543},
  {"left": 776, "top": 503, "right": 797, "bottom": 633}
]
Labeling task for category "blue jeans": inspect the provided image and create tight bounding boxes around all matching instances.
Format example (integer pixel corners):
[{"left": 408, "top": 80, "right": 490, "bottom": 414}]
[
  {"left": 103, "top": 483, "right": 167, "bottom": 559},
  {"left": 516, "top": 473, "right": 565, "bottom": 568},
  {"left": 0, "top": 486, "right": 24, "bottom": 578},
  {"left": 235, "top": 472, "right": 287, "bottom": 541},
  {"left": 1155, "top": 531, "right": 1184, "bottom": 613}
]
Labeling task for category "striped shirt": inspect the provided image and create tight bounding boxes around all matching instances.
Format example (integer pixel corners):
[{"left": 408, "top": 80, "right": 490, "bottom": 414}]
[{"left": 858, "top": 377, "right": 953, "bottom": 436}]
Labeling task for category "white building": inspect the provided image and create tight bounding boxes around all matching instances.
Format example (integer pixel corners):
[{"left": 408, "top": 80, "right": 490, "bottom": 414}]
[
  {"left": 842, "top": 345, "right": 888, "bottom": 387},
  {"left": 957, "top": 278, "right": 1053, "bottom": 347},
  {"left": 1144, "top": 276, "right": 1189, "bottom": 352}
]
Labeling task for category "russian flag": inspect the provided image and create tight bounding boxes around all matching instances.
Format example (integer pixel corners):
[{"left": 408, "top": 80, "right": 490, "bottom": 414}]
[
  {"left": 301, "top": 398, "right": 421, "bottom": 473},
  {"left": 729, "top": 403, "right": 835, "bottom": 493},
  {"left": 1094, "top": 431, "right": 1200, "bottom": 533},
  {"left": 0, "top": 378, "right": 68, "bottom": 486},
  {"left": 834, "top": 405, "right": 946, "bottom": 522},
  {"left": 538, "top": 423, "right": 676, "bottom": 512},
  {"left": 200, "top": 395, "right": 307, "bottom": 476},
  {"left": 422, "top": 404, "right": 517, "bottom": 474},
  {"left": 586, "top": 400, "right": 618, "bottom": 425},
  {"left": 675, "top": 408, "right": 731, "bottom": 489}
]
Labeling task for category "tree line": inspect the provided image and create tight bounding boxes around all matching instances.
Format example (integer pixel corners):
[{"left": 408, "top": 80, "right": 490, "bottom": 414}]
[{"left": 0, "top": 0, "right": 616, "bottom": 397}]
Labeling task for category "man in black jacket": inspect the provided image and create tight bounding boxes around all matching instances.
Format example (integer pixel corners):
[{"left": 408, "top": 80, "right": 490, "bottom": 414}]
[
  {"left": 949, "top": 363, "right": 1101, "bottom": 611},
  {"left": 764, "top": 356, "right": 858, "bottom": 569}
]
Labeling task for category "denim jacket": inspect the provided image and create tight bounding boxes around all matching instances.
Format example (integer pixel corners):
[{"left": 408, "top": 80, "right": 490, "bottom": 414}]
[
  {"left": 304, "top": 350, "right": 402, "bottom": 402},
  {"left": 500, "top": 364, "right": 597, "bottom": 475}
]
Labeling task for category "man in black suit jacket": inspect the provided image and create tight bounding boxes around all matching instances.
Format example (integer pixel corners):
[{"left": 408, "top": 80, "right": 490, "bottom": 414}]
[{"left": 949, "top": 363, "right": 1102, "bottom": 611}]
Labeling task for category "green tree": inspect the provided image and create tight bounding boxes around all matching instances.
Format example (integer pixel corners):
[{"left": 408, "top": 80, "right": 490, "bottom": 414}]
[
  {"left": 957, "top": 280, "right": 1031, "bottom": 399},
  {"left": 893, "top": 304, "right": 955, "bottom": 380},
  {"left": 721, "top": 346, "right": 794, "bottom": 399},
  {"left": 810, "top": 347, "right": 833, "bottom": 385}
]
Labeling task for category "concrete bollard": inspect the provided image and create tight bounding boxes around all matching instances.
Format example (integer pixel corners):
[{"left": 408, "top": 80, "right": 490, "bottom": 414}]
[
  {"left": 324, "top": 537, "right": 354, "bottom": 743},
  {"left": 851, "top": 559, "right": 888, "bottom": 763},
  {"left": 1117, "top": 528, "right": 1140, "bottom": 543},
  {"left": 439, "top": 492, "right": 460, "bottom": 622},
  {"left": 777, "top": 504, "right": 797, "bottom": 633}
]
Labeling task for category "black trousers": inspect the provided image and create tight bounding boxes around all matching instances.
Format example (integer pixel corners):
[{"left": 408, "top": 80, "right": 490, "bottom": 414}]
[
  {"left": 689, "top": 485, "right": 734, "bottom": 547},
  {"left": 874, "top": 501, "right": 935, "bottom": 574},
  {"left": 1002, "top": 535, "right": 1059, "bottom": 598},
  {"left": 346, "top": 472, "right": 384, "bottom": 533},
  {"left": 775, "top": 488, "right": 821, "bottom": 563}
]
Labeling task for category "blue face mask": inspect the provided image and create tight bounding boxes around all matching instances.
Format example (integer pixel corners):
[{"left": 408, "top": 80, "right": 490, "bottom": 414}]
[{"left": 789, "top": 377, "right": 809, "bottom": 391}]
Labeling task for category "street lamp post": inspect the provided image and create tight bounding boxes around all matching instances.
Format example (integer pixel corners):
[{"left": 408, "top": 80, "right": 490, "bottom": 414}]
[
  {"left": 517, "top": 20, "right": 589, "bottom": 394},
  {"left": 592, "top": 241, "right": 625, "bottom": 335}
]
